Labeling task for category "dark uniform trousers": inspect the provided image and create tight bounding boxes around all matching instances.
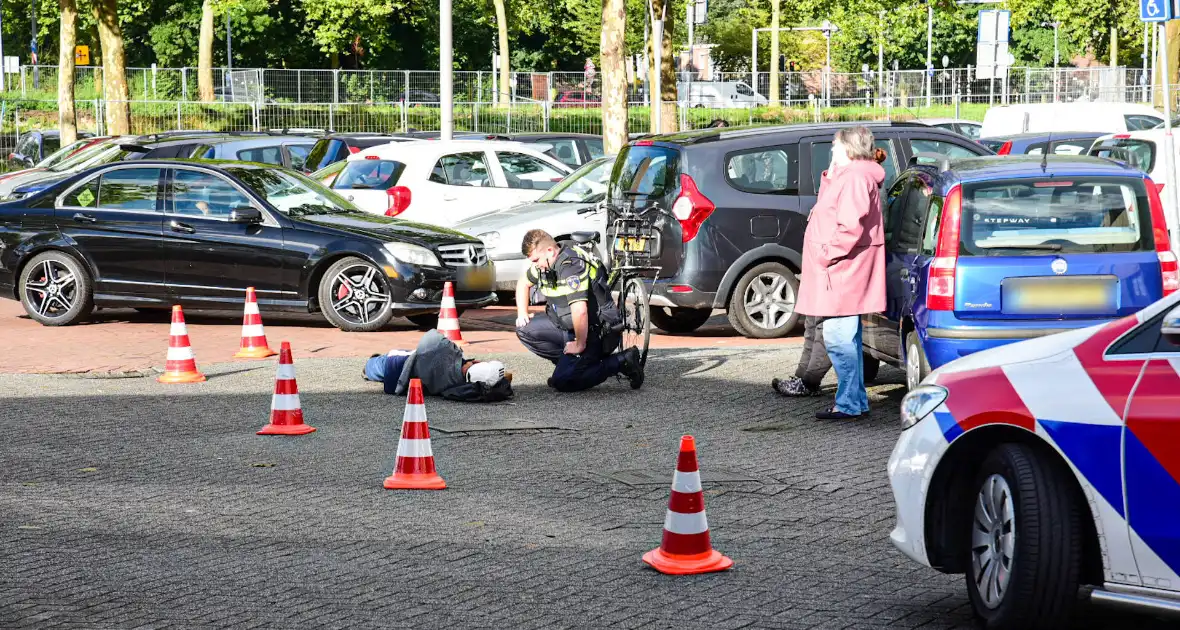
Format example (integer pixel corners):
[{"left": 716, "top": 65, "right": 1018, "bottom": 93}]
[{"left": 516, "top": 312, "right": 624, "bottom": 392}]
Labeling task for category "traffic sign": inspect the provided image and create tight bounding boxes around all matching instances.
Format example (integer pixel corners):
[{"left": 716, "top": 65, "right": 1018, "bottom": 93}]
[
  {"left": 1141, "top": 0, "right": 1172, "bottom": 22},
  {"left": 74, "top": 46, "right": 89, "bottom": 66}
]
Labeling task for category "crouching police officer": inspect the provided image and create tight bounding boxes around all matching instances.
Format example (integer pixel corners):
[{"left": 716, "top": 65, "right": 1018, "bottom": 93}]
[{"left": 514, "top": 229, "right": 643, "bottom": 391}]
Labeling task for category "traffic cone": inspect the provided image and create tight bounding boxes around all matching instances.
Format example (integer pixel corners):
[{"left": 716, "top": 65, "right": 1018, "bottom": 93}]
[
  {"left": 157, "top": 305, "right": 206, "bottom": 384},
  {"left": 436, "top": 282, "right": 466, "bottom": 345},
  {"left": 234, "top": 287, "right": 276, "bottom": 359},
  {"left": 642, "top": 435, "right": 733, "bottom": 575},
  {"left": 383, "top": 379, "right": 446, "bottom": 490},
  {"left": 257, "top": 342, "right": 316, "bottom": 436}
]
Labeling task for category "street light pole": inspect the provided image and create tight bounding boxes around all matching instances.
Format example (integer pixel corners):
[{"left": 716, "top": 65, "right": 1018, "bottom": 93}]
[
  {"left": 440, "top": 0, "right": 454, "bottom": 140},
  {"left": 878, "top": 10, "right": 885, "bottom": 103},
  {"left": 925, "top": 1, "right": 933, "bottom": 108},
  {"left": 1042, "top": 21, "right": 1060, "bottom": 102}
]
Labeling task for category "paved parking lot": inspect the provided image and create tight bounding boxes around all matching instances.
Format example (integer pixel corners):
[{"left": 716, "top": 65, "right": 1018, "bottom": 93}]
[{"left": 0, "top": 341, "right": 1165, "bottom": 629}]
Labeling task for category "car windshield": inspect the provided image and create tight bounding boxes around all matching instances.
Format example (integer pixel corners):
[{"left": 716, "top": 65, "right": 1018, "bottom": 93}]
[
  {"left": 226, "top": 166, "right": 359, "bottom": 217},
  {"left": 961, "top": 176, "right": 1152, "bottom": 256},
  {"left": 1089, "top": 138, "right": 1155, "bottom": 173},
  {"left": 49, "top": 141, "right": 124, "bottom": 172},
  {"left": 538, "top": 157, "right": 613, "bottom": 203},
  {"left": 38, "top": 138, "right": 93, "bottom": 168}
]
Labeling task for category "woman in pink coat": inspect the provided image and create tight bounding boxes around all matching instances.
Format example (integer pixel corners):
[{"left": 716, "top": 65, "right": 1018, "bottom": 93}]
[{"left": 794, "top": 126, "right": 886, "bottom": 420}]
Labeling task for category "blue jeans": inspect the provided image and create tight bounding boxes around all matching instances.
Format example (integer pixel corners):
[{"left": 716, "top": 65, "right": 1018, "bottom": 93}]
[{"left": 821, "top": 315, "right": 869, "bottom": 416}]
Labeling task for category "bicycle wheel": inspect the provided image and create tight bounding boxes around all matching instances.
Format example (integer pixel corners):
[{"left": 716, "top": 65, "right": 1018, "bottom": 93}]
[{"left": 618, "top": 276, "right": 651, "bottom": 366}]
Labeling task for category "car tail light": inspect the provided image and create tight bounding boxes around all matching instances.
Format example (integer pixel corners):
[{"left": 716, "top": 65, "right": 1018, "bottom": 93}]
[
  {"left": 668, "top": 285, "right": 693, "bottom": 293},
  {"left": 1155, "top": 182, "right": 1165, "bottom": 196},
  {"left": 671, "top": 174, "right": 715, "bottom": 243},
  {"left": 386, "top": 186, "right": 411, "bottom": 217},
  {"left": 1145, "top": 177, "right": 1179, "bottom": 295},
  {"left": 927, "top": 185, "right": 963, "bottom": 311},
  {"left": 364, "top": 155, "right": 379, "bottom": 160},
  {"left": 997, "top": 141, "right": 1012, "bottom": 155},
  {"left": 1114, "top": 134, "right": 1131, "bottom": 139},
  {"left": 634, "top": 140, "right": 654, "bottom": 146},
  {"left": 348, "top": 146, "right": 361, "bottom": 154}
]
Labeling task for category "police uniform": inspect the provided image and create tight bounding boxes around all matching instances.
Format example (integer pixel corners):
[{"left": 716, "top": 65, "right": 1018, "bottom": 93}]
[{"left": 516, "top": 246, "right": 624, "bottom": 392}]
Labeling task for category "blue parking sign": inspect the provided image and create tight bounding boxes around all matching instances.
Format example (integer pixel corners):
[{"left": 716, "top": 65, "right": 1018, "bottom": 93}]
[{"left": 1141, "top": 0, "right": 1171, "bottom": 21}]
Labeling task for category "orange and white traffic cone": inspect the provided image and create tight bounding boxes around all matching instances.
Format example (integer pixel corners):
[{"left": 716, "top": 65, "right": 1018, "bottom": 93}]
[
  {"left": 157, "top": 305, "right": 206, "bottom": 384},
  {"left": 437, "top": 282, "right": 466, "bottom": 345},
  {"left": 257, "top": 341, "right": 316, "bottom": 436},
  {"left": 234, "top": 287, "right": 276, "bottom": 359},
  {"left": 642, "top": 435, "right": 733, "bottom": 575},
  {"left": 383, "top": 379, "right": 446, "bottom": 490}
]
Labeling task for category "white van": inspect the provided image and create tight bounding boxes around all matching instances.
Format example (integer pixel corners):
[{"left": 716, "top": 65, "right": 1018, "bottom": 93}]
[
  {"left": 677, "top": 81, "right": 768, "bottom": 109},
  {"left": 981, "top": 103, "right": 1164, "bottom": 137}
]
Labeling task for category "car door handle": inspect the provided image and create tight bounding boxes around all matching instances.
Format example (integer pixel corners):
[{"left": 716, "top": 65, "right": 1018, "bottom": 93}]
[
  {"left": 72, "top": 213, "right": 97, "bottom": 224},
  {"left": 442, "top": 195, "right": 458, "bottom": 201},
  {"left": 170, "top": 220, "right": 196, "bottom": 234}
]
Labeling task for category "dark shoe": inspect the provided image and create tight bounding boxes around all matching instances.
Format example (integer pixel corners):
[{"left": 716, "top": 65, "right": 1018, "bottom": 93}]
[
  {"left": 772, "top": 377, "right": 820, "bottom": 397},
  {"left": 619, "top": 348, "right": 644, "bottom": 390},
  {"left": 815, "top": 407, "right": 862, "bottom": 420}
]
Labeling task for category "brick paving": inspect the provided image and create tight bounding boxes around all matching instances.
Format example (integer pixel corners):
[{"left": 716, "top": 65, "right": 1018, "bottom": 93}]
[{"left": 0, "top": 345, "right": 1165, "bottom": 629}]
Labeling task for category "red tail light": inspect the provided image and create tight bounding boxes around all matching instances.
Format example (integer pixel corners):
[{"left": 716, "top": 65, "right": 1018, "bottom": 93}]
[
  {"left": 1155, "top": 182, "right": 1165, "bottom": 196},
  {"left": 927, "top": 185, "right": 963, "bottom": 311},
  {"left": 385, "top": 186, "right": 412, "bottom": 217},
  {"left": 348, "top": 146, "right": 361, "bottom": 154},
  {"left": 671, "top": 174, "right": 715, "bottom": 242},
  {"left": 1145, "top": 177, "right": 1179, "bottom": 295},
  {"left": 997, "top": 141, "right": 1012, "bottom": 155}
]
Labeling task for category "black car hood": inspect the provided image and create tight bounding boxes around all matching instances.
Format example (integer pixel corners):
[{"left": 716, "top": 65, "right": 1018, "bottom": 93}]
[{"left": 293, "top": 212, "right": 477, "bottom": 247}]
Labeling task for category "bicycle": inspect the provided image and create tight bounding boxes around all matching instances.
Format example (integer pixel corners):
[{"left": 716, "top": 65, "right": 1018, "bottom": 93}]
[{"left": 570, "top": 199, "right": 660, "bottom": 366}]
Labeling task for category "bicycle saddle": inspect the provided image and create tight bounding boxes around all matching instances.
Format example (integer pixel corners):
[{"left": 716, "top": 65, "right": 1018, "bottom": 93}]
[{"left": 571, "top": 231, "right": 601, "bottom": 244}]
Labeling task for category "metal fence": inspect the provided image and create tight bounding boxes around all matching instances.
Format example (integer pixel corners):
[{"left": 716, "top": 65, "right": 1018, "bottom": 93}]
[{"left": 9, "top": 64, "right": 1161, "bottom": 108}]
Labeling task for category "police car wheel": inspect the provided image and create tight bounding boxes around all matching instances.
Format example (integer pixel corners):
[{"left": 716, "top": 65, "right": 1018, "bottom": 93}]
[
  {"left": 965, "top": 444, "right": 1082, "bottom": 630},
  {"left": 317, "top": 257, "right": 395, "bottom": 332}
]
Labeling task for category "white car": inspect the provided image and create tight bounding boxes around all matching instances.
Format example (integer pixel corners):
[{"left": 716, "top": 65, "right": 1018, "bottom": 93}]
[
  {"left": 1090, "top": 129, "right": 1180, "bottom": 231},
  {"left": 452, "top": 155, "right": 614, "bottom": 290},
  {"left": 981, "top": 103, "right": 1164, "bottom": 137},
  {"left": 332, "top": 140, "right": 572, "bottom": 225},
  {"left": 888, "top": 291, "right": 1180, "bottom": 628}
]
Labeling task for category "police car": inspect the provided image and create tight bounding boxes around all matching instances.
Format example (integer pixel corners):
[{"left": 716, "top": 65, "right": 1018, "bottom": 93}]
[{"left": 888, "top": 290, "right": 1180, "bottom": 628}]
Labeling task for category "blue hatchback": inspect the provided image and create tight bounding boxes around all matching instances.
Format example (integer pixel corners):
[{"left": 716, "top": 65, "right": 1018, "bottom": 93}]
[{"left": 862, "top": 154, "right": 1179, "bottom": 390}]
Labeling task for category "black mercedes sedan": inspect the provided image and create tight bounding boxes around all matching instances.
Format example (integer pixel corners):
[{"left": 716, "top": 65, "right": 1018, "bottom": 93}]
[{"left": 0, "top": 160, "right": 496, "bottom": 332}]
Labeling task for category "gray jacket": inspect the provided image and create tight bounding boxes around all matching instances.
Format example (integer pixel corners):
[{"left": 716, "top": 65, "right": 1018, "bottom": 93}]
[{"left": 395, "top": 330, "right": 465, "bottom": 396}]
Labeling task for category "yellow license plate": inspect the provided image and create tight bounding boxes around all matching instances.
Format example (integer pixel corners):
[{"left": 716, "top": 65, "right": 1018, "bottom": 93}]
[
  {"left": 458, "top": 265, "right": 494, "bottom": 290},
  {"left": 1004, "top": 277, "right": 1117, "bottom": 314},
  {"left": 614, "top": 237, "right": 647, "bottom": 252}
]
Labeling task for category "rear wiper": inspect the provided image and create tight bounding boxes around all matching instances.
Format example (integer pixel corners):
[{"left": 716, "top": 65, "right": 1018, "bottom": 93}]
[{"left": 979, "top": 243, "right": 1063, "bottom": 251}]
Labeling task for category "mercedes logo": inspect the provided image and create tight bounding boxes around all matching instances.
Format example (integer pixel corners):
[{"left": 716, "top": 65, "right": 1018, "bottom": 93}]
[{"left": 465, "top": 245, "right": 478, "bottom": 265}]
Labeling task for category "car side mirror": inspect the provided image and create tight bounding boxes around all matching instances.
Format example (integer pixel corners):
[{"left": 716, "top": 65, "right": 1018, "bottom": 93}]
[
  {"left": 1163, "top": 304, "right": 1180, "bottom": 347},
  {"left": 229, "top": 206, "right": 263, "bottom": 224}
]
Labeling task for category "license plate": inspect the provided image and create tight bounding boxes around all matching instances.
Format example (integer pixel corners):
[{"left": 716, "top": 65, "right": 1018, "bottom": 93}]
[
  {"left": 457, "top": 265, "right": 494, "bottom": 291},
  {"left": 1002, "top": 276, "right": 1117, "bottom": 315},
  {"left": 614, "top": 237, "right": 647, "bottom": 252}
]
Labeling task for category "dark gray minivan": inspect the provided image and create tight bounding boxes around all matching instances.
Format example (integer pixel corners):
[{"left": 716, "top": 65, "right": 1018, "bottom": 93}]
[{"left": 607, "top": 122, "right": 993, "bottom": 338}]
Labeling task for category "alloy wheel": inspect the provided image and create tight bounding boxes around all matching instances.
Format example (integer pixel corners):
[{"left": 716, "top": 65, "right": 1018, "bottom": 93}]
[
  {"left": 328, "top": 263, "right": 390, "bottom": 326},
  {"left": 742, "top": 272, "right": 795, "bottom": 330},
  {"left": 971, "top": 473, "right": 1016, "bottom": 610},
  {"left": 23, "top": 259, "right": 78, "bottom": 319},
  {"left": 906, "top": 342, "right": 922, "bottom": 391}
]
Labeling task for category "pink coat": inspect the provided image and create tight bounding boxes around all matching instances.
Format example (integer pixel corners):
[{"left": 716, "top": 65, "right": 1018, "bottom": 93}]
[{"left": 795, "top": 159, "right": 887, "bottom": 318}]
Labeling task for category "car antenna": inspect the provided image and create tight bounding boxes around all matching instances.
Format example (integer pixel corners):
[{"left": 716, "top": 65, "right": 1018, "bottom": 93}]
[{"left": 1041, "top": 131, "right": 1051, "bottom": 172}]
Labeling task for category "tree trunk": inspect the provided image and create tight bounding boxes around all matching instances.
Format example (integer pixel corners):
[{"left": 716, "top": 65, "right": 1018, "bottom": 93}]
[
  {"left": 646, "top": 0, "right": 676, "bottom": 133},
  {"left": 198, "top": 0, "right": 214, "bottom": 102},
  {"left": 493, "top": 0, "right": 510, "bottom": 106},
  {"left": 93, "top": 0, "right": 130, "bottom": 135},
  {"left": 58, "top": 0, "right": 78, "bottom": 144},
  {"left": 600, "top": 0, "right": 627, "bottom": 153},
  {"left": 768, "top": 0, "right": 780, "bottom": 106}
]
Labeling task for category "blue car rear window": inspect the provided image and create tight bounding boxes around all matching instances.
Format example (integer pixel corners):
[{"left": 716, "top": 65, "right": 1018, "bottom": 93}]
[{"left": 960, "top": 176, "right": 1152, "bottom": 256}]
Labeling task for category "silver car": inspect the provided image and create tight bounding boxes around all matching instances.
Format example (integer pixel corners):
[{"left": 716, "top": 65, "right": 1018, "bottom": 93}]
[{"left": 453, "top": 155, "right": 614, "bottom": 291}]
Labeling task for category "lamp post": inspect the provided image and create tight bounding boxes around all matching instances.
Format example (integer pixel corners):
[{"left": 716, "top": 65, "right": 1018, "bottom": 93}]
[
  {"left": 1041, "top": 21, "right": 1060, "bottom": 102},
  {"left": 878, "top": 10, "right": 885, "bottom": 103},
  {"left": 924, "top": 0, "right": 933, "bottom": 108}
]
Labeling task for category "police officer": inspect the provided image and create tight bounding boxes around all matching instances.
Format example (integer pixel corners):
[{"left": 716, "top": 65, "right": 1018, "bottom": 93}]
[{"left": 514, "top": 229, "right": 643, "bottom": 392}]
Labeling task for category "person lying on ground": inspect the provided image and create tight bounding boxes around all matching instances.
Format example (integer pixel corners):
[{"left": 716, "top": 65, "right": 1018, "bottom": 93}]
[{"left": 363, "top": 329, "right": 513, "bottom": 402}]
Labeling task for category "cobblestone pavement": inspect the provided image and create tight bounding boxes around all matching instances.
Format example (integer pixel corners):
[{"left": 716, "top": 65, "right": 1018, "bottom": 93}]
[
  {"left": 0, "top": 301, "right": 785, "bottom": 374},
  {"left": 0, "top": 346, "right": 1165, "bottom": 629}
]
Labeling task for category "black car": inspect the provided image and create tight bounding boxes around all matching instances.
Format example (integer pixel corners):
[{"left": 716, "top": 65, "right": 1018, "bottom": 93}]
[
  {"left": 303, "top": 134, "right": 412, "bottom": 173},
  {"left": 0, "top": 160, "right": 496, "bottom": 332},
  {"left": 978, "top": 131, "right": 1105, "bottom": 156},
  {"left": 8, "top": 130, "right": 95, "bottom": 169},
  {"left": 607, "top": 122, "right": 993, "bottom": 338}
]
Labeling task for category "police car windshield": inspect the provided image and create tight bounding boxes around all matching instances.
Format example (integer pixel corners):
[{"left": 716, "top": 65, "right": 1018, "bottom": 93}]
[
  {"left": 538, "top": 157, "right": 613, "bottom": 204},
  {"left": 959, "top": 176, "right": 1152, "bottom": 256}
]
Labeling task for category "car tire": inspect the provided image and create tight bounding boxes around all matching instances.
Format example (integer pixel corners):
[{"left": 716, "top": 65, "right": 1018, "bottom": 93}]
[
  {"left": 905, "top": 331, "right": 930, "bottom": 391},
  {"left": 18, "top": 251, "right": 94, "bottom": 326},
  {"left": 726, "top": 262, "right": 800, "bottom": 339},
  {"left": 965, "top": 443, "right": 1082, "bottom": 630},
  {"left": 406, "top": 313, "right": 439, "bottom": 331},
  {"left": 650, "top": 307, "right": 711, "bottom": 334},
  {"left": 862, "top": 354, "right": 880, "bottom": 383},
  {"left": 316, "top": 257, "right": 396, "bottom": 332}
]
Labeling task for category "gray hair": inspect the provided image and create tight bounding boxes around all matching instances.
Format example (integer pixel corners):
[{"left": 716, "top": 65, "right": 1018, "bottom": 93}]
[{"left": 834, "top": 126, "right": 876, "bottom": 161}]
